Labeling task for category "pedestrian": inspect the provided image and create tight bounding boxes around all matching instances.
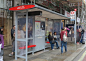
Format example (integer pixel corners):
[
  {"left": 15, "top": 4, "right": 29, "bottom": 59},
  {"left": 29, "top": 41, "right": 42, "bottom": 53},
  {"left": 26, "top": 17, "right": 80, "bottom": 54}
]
[
  {"left": 9, "top": 33, "right": 15, "bottom": 56},
  {"left": 11, "top": 25, "right": 15, "bottom": 42},
  {"left": 76, "top": 27, "right": 81, "bottom": 44},
  {"left": 60, "top": 28, "right": 67, "bottom": 54},
  {"left": 9, "top": 25, "right": 15, "bottom": 56},
  {"left": 53, "top": 32, "right": 59, "bottom": 49},
  {"left": 80, "top": 29, "right": 85, "bottom": 44},
  {"left": 69, "top": 28, "right": 74, "bottom": 41},
  {"left": 48, "top": 32, "right": 54, "bottom": 50},
  {"left": 0, "top": 27, "right": 4, "bottom": 61}
]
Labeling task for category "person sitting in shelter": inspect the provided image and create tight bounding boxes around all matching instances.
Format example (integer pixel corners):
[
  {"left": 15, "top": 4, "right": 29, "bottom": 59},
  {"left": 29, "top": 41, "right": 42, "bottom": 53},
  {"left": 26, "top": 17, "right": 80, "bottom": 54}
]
[{"left": 53, "top": 32, "right": 59, "bottom": 49}]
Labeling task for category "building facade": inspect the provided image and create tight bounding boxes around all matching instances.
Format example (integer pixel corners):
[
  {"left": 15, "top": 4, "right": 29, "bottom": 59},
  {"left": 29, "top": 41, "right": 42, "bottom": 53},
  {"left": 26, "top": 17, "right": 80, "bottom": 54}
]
[{"left": 0, "top": 0, "right": 13, "bottom": 46}]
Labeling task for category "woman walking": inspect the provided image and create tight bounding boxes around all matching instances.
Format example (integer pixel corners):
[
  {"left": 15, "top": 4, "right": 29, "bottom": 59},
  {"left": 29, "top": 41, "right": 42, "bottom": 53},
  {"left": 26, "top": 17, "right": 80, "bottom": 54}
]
[{"left": 0, "top": 27, "right": 4, "bottom": 61}]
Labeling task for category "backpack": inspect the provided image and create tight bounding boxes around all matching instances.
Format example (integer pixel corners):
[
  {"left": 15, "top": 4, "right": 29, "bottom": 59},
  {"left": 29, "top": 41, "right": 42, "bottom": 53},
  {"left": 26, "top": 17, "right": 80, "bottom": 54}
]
[{"left": 63, "top": 32, "right": 68, "bottom": 42}]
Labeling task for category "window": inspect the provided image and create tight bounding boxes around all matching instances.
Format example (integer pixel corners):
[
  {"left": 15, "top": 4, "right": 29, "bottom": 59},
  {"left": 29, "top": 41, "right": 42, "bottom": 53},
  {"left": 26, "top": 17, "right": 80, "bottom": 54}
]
[{"left": 1, "top": 0, "right": 3, "bottom": 3}]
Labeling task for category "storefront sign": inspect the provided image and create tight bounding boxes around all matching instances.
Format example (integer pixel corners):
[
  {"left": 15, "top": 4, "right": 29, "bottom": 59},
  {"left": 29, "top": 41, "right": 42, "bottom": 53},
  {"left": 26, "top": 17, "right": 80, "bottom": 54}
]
[
  {"left": 65, "top": 11, "right": 70, "bottom": 17},
  {"left": 77, "top": 17, "right": 80, "bottom": 22},
  {"left": 70, "top": 11, "right": 75, "bottom": 15},
  {"left": 70, "top": 11, "right": 76, "bottom": 21},
  {"left": 69, "top": 2, "right": 82, "bottom": 7},
  {"left": 9, "top": 5, "right": 35, "bottom": 11}
]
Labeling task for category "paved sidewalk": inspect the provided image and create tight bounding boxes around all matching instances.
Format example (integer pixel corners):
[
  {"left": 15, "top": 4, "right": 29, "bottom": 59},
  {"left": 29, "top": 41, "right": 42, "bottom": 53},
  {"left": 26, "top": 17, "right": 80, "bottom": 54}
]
[{"left": 3, "top": 42, "right": 84, "bottom": 61}]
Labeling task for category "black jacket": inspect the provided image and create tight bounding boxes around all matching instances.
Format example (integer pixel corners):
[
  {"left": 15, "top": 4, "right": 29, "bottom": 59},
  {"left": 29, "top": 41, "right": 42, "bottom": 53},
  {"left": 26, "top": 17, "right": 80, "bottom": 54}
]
[
  {"left": 11, "top": 29, "right": 15, "bottom": 39},
  {"left": 48, "top": 35, "right": 53, "bottom": 41}
]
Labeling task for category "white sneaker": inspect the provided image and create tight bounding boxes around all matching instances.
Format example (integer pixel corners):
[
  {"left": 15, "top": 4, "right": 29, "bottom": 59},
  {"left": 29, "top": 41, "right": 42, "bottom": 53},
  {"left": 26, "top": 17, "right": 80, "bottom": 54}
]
[
  {"left": 52, "top": 49, "right": 54, "bottom": 50},
  {"left": 0, "top": 56, "right": 3, "bottom": 61}
]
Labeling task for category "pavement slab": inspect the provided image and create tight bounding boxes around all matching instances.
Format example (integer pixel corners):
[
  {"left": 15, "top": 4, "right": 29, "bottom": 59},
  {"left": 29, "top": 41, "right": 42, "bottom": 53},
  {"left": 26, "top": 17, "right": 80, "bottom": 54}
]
[{"left": 3, "top": 43, "right": 84, "bottom": 61}]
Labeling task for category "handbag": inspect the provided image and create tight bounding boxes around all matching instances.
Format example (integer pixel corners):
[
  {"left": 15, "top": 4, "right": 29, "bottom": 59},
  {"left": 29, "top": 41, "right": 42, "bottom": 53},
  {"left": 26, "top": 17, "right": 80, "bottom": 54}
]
[
  {"left": 52, "top": 40, "right": 55, "bottom": 44},
  {"left": 63, "top": 32, "right": 68, "bottom": 42}
]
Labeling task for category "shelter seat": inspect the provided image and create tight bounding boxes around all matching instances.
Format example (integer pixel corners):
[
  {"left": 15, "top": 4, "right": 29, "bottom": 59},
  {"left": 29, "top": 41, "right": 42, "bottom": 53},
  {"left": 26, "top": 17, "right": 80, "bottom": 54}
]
[
  {"left": 46, "top": 41, "right": 50, "bottom": 43},
  {"left": 19, "top": 45, "right": 36, "bottom": 55},
  {"left": 19, "top": 45, "right": 36, "bottom": 49}
]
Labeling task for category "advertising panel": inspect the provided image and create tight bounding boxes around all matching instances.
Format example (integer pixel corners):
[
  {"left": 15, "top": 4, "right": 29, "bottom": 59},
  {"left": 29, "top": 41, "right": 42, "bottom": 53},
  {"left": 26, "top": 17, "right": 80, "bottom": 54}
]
[{"left": 35, "top": 21, "right": 45, "bottom": 36}]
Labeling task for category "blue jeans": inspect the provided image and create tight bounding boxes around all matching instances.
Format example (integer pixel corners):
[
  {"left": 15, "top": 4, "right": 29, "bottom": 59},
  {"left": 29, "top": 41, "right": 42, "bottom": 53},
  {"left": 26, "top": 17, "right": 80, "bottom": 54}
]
[
  {"left": 49, "top": 41, "right": 54, "bottom": 49},
  {"left": 80, "top": 34, "right": 84, "bottom": 43},
  {"left": 61, "top": 41, "right": 67, "bottom": 53},
  {"left": 55, "top": 40, "right": 59, "bottom": 48},
  {"left": 0, "top": 49, "right": 3, "bottom": 56}
]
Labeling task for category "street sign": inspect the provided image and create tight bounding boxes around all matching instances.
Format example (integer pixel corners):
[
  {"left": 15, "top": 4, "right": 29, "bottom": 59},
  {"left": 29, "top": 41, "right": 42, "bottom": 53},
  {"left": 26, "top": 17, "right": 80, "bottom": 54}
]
[
  {"left": 70, "top": 11, "right": 76, "bottom": 21},
  {"left": 74, "top": 9, "right": 77, "bottom": 11},
  {"left": 70, "top": 11, "right": 77, "bottom": 44},
  {"left": 77, "top": 17, "right": 80, "bottom": 22},
  {"left": 70, "top": 11, "right": 75, "bottom": 15},
  {"left": 65, "top": 11, "right": 70, "bottom": 17}
]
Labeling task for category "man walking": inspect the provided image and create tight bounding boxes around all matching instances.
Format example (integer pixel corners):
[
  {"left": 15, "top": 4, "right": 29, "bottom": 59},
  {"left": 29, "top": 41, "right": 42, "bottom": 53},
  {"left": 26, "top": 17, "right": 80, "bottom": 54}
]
[
  {"left": 11, "top": 25, "right": 15, "bottom": 41},
  {"left": 60, "top": 28, "right": 67, "bottom": 54},
  {"left": 9, "top": 25, "right": 15, "bottom": 56}
]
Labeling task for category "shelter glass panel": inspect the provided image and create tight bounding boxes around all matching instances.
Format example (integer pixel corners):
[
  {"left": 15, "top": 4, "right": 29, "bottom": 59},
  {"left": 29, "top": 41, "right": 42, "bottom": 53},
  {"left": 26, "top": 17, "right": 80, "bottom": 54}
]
[
  {"left": 54, "top": 21, "right": 60, "bottom": 35},
  {"left": 17, "top": 41, "right": 26, "bottom": 56},
  {"left": 47, "top": 21, "right": 53, "bottom": 33},
  {"left": 28, "top": 39, "right": 33, "bottom": 51},
  {"left": 28, "top": 16, "right": 34, "bottom": 38},
  {"left": 17, "top": 17, "right": 26, "bottom": 39}
]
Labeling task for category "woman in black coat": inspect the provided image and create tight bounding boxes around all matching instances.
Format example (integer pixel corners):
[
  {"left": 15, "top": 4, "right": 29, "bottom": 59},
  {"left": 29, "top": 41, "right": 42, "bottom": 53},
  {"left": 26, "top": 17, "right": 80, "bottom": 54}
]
[{"left": 48, "top": 32, "right": 54, "bottom": 50}]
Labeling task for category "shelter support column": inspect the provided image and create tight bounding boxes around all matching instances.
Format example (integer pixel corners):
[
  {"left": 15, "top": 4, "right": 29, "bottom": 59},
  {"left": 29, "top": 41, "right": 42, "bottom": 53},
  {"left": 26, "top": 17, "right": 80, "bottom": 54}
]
[{"left": 26, "top": 9, "right": 28, "bottom": 61}]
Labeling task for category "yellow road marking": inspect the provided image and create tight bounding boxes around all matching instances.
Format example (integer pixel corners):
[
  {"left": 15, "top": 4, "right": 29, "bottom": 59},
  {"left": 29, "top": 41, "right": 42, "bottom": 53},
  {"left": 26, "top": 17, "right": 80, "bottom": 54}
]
[{"left": 78, "top": 51, "right": 86, "bottom": 61}]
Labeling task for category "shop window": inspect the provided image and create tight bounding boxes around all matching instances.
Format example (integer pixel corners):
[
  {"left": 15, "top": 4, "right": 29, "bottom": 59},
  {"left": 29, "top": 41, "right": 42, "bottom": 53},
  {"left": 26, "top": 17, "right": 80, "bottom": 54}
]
[
  {"left": 22, "top": 0, "right": 31, "bottom": 4},
  {"left": 1, "top": 0, "right": 3, "bottom": 3}
]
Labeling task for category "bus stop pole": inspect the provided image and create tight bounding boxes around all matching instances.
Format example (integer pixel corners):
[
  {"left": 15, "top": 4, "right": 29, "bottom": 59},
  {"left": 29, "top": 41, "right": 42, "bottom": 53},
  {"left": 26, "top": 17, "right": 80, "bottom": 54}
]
[
  {"left": 15, "top": 12, "right": 18, "bottom": 60},
  {"left": 75, "top": 11, "right": 76, "bottom": 44}
]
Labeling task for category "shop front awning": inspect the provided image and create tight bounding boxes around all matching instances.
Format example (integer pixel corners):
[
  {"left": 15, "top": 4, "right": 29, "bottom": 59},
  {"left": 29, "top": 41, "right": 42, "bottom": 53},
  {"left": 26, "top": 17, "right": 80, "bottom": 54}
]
[{"left": 9, "top": 4, "right": 70, "bottom": 19}]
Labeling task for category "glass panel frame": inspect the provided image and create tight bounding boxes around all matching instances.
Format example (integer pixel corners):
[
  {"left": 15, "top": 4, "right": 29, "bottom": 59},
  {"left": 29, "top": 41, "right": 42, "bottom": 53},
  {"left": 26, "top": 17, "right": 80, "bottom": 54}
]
[{"left": 15, "top": 11, "right": 35, "bottom": 61}]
